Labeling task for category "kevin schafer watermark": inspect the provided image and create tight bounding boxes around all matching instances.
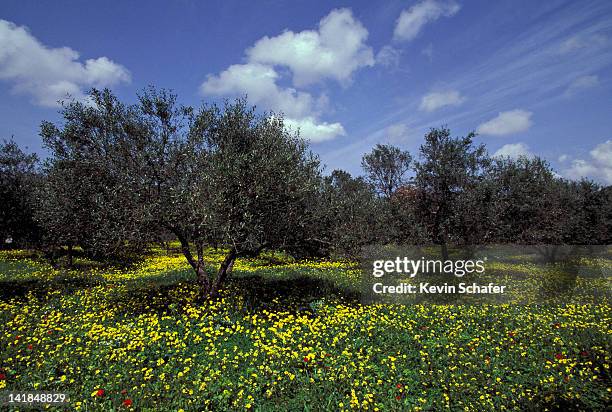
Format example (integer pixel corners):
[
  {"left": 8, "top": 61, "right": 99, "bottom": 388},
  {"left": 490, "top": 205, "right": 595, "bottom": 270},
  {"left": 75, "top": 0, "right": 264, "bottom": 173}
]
[
  {"left": 370, "top": 257, "right": 506, "bottom": 295},
  {"left": 372, "top": 281, "right": 506, "bottom": 295},
  {"left": 360, "top": 245, "right": 611, "bottom": 305}
]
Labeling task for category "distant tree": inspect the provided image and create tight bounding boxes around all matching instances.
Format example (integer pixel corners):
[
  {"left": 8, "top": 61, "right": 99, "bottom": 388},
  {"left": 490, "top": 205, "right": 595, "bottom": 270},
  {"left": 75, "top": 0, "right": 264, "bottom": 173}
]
[
  {"left": 488, "top": 156, "right": 611, "bottom": 245},
  {"left": 597, "top": 186, "right": 612, "bottom": 244},
  {"left": 388, "top": 184, "right": 429, "bottom": 245},
  {"left": 566, "top": 180, "right": 611, "bottom": 244},
  {"left": 361, "top": 144, "right": 412, "bottom": 198},
  {"left": 0, "top": 139, "right": 41, "bottom": 248},
  {"left": 318, "top": 170, "right": 385, "bottom": 256},
  {"left": 40, "top": 88, "right": 322, "bottom": 298},
  {"left": 413, "top": 127, "right": 490, "bottom": 258},
  {"left": 487, "top": 156, "right": 567, "bottom": 244}
]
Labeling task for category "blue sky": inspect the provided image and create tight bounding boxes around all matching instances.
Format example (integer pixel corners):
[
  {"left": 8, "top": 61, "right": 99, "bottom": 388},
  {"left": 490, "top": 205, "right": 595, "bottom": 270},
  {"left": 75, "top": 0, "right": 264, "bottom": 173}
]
[{"left": 1, "top": 0, "right": 611, "bottom": 183}]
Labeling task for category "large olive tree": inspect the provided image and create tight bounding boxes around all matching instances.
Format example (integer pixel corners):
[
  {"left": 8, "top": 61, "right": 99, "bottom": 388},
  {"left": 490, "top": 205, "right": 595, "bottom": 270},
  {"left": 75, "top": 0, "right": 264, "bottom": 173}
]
[{"left": 40, "top": 88, "right": 321, "bottom": 298}]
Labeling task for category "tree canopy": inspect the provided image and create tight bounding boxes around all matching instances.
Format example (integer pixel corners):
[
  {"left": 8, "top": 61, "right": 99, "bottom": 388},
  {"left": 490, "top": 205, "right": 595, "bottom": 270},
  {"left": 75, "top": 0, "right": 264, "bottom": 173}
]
[
  {"left": 2, "top": 90, "right": 609, "bottom": 300},
  {"left": 38, "top": 88, "right": 322, "bottom": 297}
]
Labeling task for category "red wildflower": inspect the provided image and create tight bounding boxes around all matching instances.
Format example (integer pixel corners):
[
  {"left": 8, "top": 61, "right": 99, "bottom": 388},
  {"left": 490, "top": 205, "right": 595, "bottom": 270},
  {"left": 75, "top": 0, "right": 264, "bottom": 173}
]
[
  {"left": 122, "top": 399, "right": 133, "bottom": 407},
  {"left": 555, "top": 353, "right": 564, "bottom": 360},
  {"left": 0, "top": 373, "right": 6, "bottom": 380},
  {"left": 27, "top": 344, "right": 33, "bottom": 350},
  {"left": 121, "top": 389, "right": 128, "bottom": 395},
  {"left": 47, "top": 330, "right": 52, "bottom": 335},
  {"left": 508, "top": 331, "right": 515, "bottom": 337},
  {"left": 95, "top": 389, "right": 105, "bottom": 397},
  {"left": 396, "top": 383, "right": 403, "bottom": 389},
  {"left": 303, "top": 357, "right": 309, "bottom": 363},
  {"left": 395, "top": 395, "right": 402, "bottom": 400}
]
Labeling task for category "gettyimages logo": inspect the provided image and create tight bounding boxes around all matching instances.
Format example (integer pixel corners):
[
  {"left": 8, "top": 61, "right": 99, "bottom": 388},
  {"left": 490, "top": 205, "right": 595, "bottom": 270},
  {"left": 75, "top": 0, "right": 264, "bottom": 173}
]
[
  {"left": 361, "top": 245, "right": 611, "bottom": 305},
  {"left": 372, "top": 256, "right": 486, "bottom": 278}
]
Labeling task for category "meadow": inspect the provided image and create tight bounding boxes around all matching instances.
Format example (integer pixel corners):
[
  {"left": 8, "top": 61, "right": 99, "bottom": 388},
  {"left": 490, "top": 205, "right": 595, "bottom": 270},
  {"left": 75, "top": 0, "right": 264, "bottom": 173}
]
[{"left": 0, "top": 247, "right": 610, "bottom": 411}]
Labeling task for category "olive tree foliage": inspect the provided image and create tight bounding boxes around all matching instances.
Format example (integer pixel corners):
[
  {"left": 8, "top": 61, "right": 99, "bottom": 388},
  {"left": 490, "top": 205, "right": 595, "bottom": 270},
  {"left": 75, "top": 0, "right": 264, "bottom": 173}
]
[
  {"left": 486, "top": 156, "right": 560, "bottom": 244},
  {"left": 316, "top": 170, "right": 386, "bottom": 257},
  {"left": 413, "top": 127, "right": 490, "bottom": 257},
  {"left": 387, "top": 185, "right": 429, "bottom": 245},
  {"left": 567, "top": 180, "right": 611, "bottom": 244},
  {"left": 0, "top": 139, "right": 41, "bottom": 248},
  {"left": 361, "top": 144, "right": 412, "bottom": 198},
  {"left": 37, "top": 91, "right": 152, "bottom": 263},
  {"left": 487, "top": 156, "right": 611, "bottom": 245},
  {"left": 39, "top": 88, "right": 322, "bottom": 297}
]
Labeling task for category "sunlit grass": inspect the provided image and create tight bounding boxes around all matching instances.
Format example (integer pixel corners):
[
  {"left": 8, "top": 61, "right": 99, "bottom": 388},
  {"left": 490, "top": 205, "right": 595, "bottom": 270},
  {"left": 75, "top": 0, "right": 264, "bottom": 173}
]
[{"left": 0, "top": 248, "right": 610, "bottom": 411}]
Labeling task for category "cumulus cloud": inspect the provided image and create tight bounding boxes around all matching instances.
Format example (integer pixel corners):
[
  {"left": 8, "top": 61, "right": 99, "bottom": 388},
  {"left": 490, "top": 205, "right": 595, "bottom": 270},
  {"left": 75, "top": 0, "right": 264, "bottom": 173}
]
[
  {"left": 477, "top": 109, "right": 533, "bottom": 136},
  {"left": 283, "top": 117, "right": 346, "bottom": 143},
  {"left": 564, "top": 74, "right": 599, "bottom": 97},
  {"left": 0, "top": 19, "right": 130, "bottom": 107},
  {"left": 563, "top": 140, "right": 612, "bottom": 184},
  {"left": 201, "top": 8, "right": 372, "bottom": 142},
  {"left": 246, "top": 8, "right": 374, "bottom": 87},
  {"left": 201, "top": 63, "right": 315, "bottom": 119},
  {"left": 493, "top": 143, "right": 533, "bottom": 159},
  {"left": 419, "top": 90, "right": 465, "bottom": 112},
  {"left": 393, "top": 0, "right": 460, "bottom": 42}
]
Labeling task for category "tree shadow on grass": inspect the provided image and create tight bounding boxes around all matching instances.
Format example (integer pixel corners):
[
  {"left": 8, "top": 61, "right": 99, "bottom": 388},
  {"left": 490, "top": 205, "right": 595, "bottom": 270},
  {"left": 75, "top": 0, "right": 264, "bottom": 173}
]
[
  {"left": 227, "top": 272, "right": 361, "bottom": 313},
  {"left": 0, "top": 274, "right": 104, "bottom": 301},
  {"left": 1, "top": 264, "right": 361, "bottom": 319},
  {"left": 104, "top": 270, "right": 361, "bottom": 317}
]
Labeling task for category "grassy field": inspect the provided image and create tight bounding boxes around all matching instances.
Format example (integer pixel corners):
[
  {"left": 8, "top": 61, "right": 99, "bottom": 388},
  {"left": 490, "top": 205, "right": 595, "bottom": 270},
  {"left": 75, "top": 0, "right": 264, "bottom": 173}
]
[{"left": 0, "top": 248, "right": 610, "bottom": 411}]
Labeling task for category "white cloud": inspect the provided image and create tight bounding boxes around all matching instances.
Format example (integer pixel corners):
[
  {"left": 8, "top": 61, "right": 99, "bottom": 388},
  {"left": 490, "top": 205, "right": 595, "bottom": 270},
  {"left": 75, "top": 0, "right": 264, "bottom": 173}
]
[
  {"left": 419, "top": 90, "right": 465, "bottom": 112},
  {"left": 0, "top": 19, "right": 130, "bottom": 107},
  {"left": 201, "top": 9, "right": 372, "bottom": 143},
  {"left": 201, "top": 63, "right": 315, "bottom": 119},
  {"left": 393, "top": 0, "right": 460, "bottom": 42},
  {"left": 590, "top": 140, "right": 612, "bottom": 165},
  {"left": 493, "top": 143, "right": 533, "bottom": 159},
  {"left": 564, "top": 74, "right": 599, "bottom": 97},
  {"left": 376, "top": 45, "right": 401, "bottom": 68},
  {"left": 477, "top": 109, "right": 533, "bottom": 136},
  {"left": 246, "top": 8, "right": 374, "bottom": 87},
  {"left": 284, "top": 117, "right": 345, "bottom": 143},
  {"left": 558, "top": 154, "right": 569, "bottom": 162},
  {"left": 563, "top": 140, "right": 612, "bottom": 184}
]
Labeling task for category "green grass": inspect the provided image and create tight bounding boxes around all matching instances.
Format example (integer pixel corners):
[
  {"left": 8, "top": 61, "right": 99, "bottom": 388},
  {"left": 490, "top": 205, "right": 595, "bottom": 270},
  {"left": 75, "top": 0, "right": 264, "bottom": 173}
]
[{"left": 0, "top": 249, "right": 610, "bottom": 411}]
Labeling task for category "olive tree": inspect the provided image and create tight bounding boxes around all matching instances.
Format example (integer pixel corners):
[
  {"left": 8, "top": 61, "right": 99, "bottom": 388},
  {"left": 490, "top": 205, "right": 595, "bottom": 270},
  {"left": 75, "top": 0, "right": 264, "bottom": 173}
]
[
  {"left": 487, "top": 156, "right": 609, "bottom": 245},
  {"left": 413, "top": 127, "right": 490, "bottom": 257},
  {"left": 40, "top": 88, "right": 322, "bottom": 298},
  {"left": 0, "top": 139, "right": 40, "bottom": 248},
  {"left": 318, "top": 170, "right": 386, "bottom": 256},
  {"left": 361, "top": 144, "right": 412, "bottom": 198}
]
